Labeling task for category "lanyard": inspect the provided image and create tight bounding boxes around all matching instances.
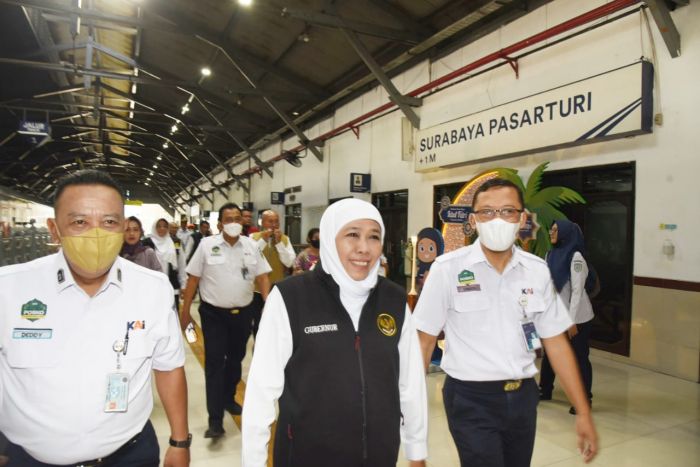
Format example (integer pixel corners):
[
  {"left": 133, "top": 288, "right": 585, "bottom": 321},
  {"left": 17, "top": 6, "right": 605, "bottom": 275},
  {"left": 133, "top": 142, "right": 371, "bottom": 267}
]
[{"left": 112, "top": 324, "right": 130, "bottom": 370}]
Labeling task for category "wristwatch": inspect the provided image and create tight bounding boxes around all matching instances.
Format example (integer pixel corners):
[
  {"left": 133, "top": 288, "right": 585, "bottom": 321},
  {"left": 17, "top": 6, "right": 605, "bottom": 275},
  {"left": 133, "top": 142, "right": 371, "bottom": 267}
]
[{"left": 168, "top": 433, "right": 192, "bottom": 448}]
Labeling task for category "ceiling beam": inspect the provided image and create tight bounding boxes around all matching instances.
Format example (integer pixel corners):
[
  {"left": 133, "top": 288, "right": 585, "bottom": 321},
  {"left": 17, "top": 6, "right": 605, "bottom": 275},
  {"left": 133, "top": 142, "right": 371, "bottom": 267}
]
[
  {"left": 340, "top": 27, "right": 420, "bottom": 128},
  {"left": 9, "top": 0, "right": 331, "bottom": 99},
  {"left": 644, "top": 0, "right": 681, "bottom": 57},
  {"left": 1, "top": 0, "right": 181, "bottom": 33}
]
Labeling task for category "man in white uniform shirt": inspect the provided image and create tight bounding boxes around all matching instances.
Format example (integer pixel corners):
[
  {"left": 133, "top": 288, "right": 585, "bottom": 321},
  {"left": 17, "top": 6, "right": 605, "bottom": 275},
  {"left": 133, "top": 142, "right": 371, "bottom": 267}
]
[
  {"left": 0, "top": 169, "right": 190, "bottom": 466},
  {"left": 180, "top": 202, "right": 271, "bottom": 439},
  {"left": 176, "top": 218, "right": 192, "bottom": 246},
  {"left": 414, "top": 179, "right": 598, "bottom": 467}
]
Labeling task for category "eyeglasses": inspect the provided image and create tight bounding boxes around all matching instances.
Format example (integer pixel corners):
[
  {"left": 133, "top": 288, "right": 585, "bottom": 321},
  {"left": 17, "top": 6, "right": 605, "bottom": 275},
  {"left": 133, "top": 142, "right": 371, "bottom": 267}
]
[{"left": 473, "top": 208, "right": 523, "bottom": 222}]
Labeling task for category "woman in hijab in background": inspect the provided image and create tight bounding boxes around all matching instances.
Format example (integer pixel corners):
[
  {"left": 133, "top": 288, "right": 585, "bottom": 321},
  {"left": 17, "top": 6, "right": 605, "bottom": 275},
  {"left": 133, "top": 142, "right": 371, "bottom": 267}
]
[
  {"left": 120, "top": 216, "right": 162, "bottom": 272},
  {"left": 150, "top": 218, "right": 187, "bottom": 307},
  {"left": 539, "top": 219, "right": 595, "bottom": 415},
  {"left": 242, "top": 198, "right": 427, "bottom": 467}
]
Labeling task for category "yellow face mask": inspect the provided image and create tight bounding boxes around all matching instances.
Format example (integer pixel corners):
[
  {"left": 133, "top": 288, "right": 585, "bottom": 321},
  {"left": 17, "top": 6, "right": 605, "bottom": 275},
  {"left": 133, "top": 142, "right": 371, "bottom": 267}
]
[{"left": 59, "top": 227, "right": 124, "bottom": 275}]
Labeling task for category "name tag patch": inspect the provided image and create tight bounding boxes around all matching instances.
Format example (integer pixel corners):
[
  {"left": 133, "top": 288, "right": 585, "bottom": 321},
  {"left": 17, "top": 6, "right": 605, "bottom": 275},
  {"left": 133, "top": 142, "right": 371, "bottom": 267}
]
[
  {"left": 457, "top": 284, "right": 481, "bottom": 292},
  {"left": 304, "top": 324, "right": 339, "bottom": 334},
  {"left": 13, "top": 328, "right": 53, "bottom": 339}
]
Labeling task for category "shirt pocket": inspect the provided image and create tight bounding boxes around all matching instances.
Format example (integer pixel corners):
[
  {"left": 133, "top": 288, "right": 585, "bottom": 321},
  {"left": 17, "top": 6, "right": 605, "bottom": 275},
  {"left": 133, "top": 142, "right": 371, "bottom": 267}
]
[
  {"left": 243, "top": 253, "right": 257, "bottom": 270},
  {"left": 120, "top": 335, "right": 154, "bottom": 377},
  {"left": 452, "top": 293, "right": 492, "bottom": 333},
  {"left": 6, "top": 332, "right": 63, "bottom": 368},
  {"left": 520, "top": 294, "right": 546, "bottom": 320},
  {"left": 206, "top": 254, "right": 226, "bottom": 266}
]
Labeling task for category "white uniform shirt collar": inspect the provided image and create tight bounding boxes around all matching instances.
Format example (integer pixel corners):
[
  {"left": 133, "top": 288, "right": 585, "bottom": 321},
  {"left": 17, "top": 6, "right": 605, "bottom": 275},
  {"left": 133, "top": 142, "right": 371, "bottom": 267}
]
[
  {"left": 469, "top": 238, "right": 533, "bottom": 272},
  {"left": 213, "top": 233, "right": 242, "bottom": 249},
  {"left": 54, "top": 251, "right": 124, "bottom": 294}
]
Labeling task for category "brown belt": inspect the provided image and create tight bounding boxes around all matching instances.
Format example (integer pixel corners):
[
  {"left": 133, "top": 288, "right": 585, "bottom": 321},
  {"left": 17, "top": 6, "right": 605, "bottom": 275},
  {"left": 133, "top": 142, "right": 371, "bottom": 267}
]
[{"left": 450, "top": 377, "right": 533, "bottom": 393}]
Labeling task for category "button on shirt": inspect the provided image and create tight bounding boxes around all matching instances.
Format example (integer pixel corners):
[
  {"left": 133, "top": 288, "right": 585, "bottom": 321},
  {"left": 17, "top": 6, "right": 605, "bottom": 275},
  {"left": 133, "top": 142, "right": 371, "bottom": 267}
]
[
  {"left": 186, "top": 234, "right": 271, "bottom": 308},
  {"left": 413, "top": 239, "right": 571, "bottom": 381},
  {"left": 0, "top": 253, "right": 185, "bottom": 464}
]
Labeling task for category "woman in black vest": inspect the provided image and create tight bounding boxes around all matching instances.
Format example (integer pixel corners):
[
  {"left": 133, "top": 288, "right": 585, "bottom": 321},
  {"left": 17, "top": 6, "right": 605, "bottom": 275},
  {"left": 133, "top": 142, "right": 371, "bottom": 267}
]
[{"left": 242, "top": 198, "right": 428, "bottom": 467}]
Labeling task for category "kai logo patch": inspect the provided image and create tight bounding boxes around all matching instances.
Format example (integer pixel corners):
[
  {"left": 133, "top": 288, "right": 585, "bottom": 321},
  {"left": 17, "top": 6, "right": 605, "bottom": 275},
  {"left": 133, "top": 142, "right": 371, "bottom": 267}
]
[
  {"left": 211, "top": 246, "right": 222, "bottom": 256},
  {"left": 21, "top": 299, "right": 47, "bottom": 322},
  {"left": 127, "top": 320, "right": 146, "bottom": 331},
  {"left": 458, "top": 270, "right": 475, "bottom": 285}
]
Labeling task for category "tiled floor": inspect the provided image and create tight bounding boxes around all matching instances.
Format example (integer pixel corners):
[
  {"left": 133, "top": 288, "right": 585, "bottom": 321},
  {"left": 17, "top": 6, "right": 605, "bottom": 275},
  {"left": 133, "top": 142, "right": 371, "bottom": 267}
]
[{"left": 151, "top": 309, "right": 700, "bottom": 466}]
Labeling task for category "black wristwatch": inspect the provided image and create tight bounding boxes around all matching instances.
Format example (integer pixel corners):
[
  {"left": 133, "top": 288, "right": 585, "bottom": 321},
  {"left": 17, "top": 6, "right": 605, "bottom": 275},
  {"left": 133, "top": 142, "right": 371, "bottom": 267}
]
[{"left": 169, "top": 433, "right": 192, "bottom": 448}]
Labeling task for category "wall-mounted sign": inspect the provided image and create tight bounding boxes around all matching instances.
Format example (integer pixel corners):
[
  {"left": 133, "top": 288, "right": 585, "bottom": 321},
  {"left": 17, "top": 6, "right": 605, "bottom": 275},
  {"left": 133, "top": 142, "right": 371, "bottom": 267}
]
[
  {"left": 350, "top": 173, "right": 371, "bottom": 193},
  {"left": 18, "top": 121, "right": 50, "bottom": 136},
  {"left": 416, "top": 61, "right": 653, "bottom": 172},
  {"left": 439, "top": 205, "right": 471, "bottom": 224},
  {"left": 271, "top": 192, "right": 285, "bottom": 205}
]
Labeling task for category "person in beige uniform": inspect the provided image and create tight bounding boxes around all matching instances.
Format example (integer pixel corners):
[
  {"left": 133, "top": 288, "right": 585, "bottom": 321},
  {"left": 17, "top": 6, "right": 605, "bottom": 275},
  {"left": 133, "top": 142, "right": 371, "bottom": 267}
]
[{"left": 249, "top": 210, "right": 295, "bottom": 337}]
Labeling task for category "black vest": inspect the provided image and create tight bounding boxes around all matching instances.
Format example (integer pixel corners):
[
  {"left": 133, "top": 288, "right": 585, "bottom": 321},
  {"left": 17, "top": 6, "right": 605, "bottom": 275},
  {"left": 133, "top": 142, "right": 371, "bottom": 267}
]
[{"left": 274, "top": 266, "right": 406, "bottom": 467}]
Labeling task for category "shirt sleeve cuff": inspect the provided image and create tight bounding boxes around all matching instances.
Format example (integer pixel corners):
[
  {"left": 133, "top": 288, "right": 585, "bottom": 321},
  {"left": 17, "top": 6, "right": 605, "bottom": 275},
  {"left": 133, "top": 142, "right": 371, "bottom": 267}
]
[{"left": 404, "top": 442, "right": 428, "bottom": 461}]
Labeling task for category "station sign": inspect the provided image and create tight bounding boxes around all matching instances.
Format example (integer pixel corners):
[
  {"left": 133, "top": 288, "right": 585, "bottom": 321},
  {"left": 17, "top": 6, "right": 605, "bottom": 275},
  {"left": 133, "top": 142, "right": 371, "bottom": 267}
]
[{"left": 416, "top": 61, "right": 653, "bottom": 172}]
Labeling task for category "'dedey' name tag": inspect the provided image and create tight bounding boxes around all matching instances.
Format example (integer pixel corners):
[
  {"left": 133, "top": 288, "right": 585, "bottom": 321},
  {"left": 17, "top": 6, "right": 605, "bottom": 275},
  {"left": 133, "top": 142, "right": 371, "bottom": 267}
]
[
  {"left": 104, "top": 372, "right": 129, "bottom": 413},
  {"left": 457, "top": 284, "right": 481, "bottom": 293},
  {"left": 12, "top": 328, "right": 53, "bottom": 339}
]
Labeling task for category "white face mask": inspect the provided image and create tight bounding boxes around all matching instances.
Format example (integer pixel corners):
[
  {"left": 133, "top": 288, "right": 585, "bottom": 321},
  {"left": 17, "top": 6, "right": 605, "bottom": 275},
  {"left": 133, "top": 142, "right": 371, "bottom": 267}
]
[
  {"left": 223, "top": 222, "right": 242, "bottom": 238},
  {"left": 475, "top": 218, "right": 521, "bottom": 252}
]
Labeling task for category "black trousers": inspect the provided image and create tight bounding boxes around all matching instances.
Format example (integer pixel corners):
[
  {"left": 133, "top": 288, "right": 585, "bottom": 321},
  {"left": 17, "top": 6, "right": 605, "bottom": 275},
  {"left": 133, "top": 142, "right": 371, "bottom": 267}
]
[
  {"left": 539, "top": 320, "right": 593, "bottom": 400},
  {"left": 249, "top": 292, "right": 265, "bottom": 339},
  {"left": 6, "top": 421, "right": 159, "bottom": 467},
  {"left": 200, "top": 301, "right": 253, "bottom": 427},
  {"left": 443, "top": 376, "right": 539, "bottom": 467}
]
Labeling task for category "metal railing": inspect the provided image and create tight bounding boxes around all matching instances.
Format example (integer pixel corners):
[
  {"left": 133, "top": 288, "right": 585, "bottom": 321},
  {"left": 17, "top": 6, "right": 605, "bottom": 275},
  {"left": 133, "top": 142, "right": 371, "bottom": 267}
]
[{"left": 0, "top": 226, "right": 54, "bottom": 266}]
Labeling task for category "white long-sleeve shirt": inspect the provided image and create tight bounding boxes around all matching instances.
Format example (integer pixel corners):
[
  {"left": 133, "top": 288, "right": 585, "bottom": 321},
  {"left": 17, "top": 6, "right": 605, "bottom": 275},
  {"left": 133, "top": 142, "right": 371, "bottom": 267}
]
[
  {"left": 241, "top": 287, "right": 428, "bottom": 466},
  {"left": 254, "top": 235, "right": 296, "bottom": 268},
  {"left": 559, "top": 252, "right": 594, "bottom": 324}
]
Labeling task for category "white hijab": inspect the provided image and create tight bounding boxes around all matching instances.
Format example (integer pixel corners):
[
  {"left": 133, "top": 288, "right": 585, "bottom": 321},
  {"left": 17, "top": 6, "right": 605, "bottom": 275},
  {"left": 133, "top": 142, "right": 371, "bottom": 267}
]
[
  {"left": 320, "top": 199, "right": 385, "bottom": 328},
  {"left": 150, "top": 219, "right": 177, "bottom": 270}
]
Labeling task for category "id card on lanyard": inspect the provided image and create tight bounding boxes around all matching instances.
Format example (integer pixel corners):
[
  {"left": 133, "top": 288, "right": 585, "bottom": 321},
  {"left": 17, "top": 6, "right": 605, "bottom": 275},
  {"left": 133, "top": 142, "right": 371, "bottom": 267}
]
[
  {"left": 105, "top": 325, "right": 130, "bottom": 412},
  {"left": 518, "top": 295, "right": 541, "bottom": 352}
]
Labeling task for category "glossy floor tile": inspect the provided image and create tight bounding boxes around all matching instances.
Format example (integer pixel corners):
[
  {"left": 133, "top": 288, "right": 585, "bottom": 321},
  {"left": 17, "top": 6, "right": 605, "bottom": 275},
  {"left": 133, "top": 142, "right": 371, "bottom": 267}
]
[{"left": 151, "top": 313, "right": 700, "bottom": 467}]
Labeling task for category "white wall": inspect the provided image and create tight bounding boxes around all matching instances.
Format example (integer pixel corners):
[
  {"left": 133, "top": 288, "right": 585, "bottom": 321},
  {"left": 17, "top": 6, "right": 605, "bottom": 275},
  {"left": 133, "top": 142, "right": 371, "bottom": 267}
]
[{"left": 178, "top": 0, "right": 699, "bottom": 284}]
